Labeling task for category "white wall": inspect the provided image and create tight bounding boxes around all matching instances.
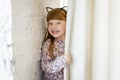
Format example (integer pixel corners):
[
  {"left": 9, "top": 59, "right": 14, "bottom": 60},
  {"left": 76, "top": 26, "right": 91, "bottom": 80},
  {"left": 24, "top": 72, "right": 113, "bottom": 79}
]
[
  {"left": 0, "top": 0, "right": 13, "bottom": 80},
  {"left": 11, "top": 0, "right": 59, "bottom": 80}
]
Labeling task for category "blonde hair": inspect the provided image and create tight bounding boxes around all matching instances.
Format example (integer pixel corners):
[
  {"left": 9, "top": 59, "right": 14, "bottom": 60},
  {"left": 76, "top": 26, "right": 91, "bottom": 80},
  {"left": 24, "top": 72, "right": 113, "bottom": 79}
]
[{"left": 44, "top": 7, "right": 67, "bottom": 59}]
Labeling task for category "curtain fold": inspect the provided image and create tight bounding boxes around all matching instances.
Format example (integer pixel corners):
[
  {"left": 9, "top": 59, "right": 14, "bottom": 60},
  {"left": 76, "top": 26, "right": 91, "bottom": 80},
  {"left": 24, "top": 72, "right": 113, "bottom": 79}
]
[
  {"left": 109, "top": 0, "right": 120, "bottom": 80},
  {"left": 92, "top": 0, "right": 109, "bottom": 80},
  {"left": 65, "top": 0, "right": 88, "bottom": 80}
]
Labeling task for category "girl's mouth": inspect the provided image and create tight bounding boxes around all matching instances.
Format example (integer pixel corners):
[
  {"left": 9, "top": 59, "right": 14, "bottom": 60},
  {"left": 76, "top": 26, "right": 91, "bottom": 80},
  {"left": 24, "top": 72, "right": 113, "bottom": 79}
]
[{"left": 52, "top": 30, "right": 60, "bottom": 34}]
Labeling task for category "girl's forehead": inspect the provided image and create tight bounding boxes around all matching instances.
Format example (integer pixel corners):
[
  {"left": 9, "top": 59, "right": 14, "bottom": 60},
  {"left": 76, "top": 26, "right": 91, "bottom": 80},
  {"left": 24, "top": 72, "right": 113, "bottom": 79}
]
[{"left": 48, "top": 20, "right": 65, "bottom": 22}]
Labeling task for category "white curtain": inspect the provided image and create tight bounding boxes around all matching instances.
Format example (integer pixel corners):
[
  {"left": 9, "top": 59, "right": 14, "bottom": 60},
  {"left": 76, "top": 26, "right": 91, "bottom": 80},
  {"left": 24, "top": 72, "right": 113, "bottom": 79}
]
[{"left": 65, "top": 0, "right": 120, "bottom": 80}]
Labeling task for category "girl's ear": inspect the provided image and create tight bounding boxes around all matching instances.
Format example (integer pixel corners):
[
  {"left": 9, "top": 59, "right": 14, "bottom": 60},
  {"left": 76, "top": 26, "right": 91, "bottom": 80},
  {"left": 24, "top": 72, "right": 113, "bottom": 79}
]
[
  {"left": 61, "top": 6, "right": 68, "bottom": 11},
  {"left": 46, "top": 7, "right": 53, "bottom": 12}
]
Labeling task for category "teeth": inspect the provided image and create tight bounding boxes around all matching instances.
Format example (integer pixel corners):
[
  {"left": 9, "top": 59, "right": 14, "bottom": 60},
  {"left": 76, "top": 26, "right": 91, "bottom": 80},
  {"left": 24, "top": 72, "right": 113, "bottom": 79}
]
[{"left": 52, "top": 30, "right": 59, "bottom": 34}]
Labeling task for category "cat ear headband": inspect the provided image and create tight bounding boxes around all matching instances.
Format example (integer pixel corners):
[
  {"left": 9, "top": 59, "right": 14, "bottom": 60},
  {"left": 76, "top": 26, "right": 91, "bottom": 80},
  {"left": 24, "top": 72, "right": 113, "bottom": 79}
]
[{"left": 46, "top": 6, "right": 68, "bottom": 12}]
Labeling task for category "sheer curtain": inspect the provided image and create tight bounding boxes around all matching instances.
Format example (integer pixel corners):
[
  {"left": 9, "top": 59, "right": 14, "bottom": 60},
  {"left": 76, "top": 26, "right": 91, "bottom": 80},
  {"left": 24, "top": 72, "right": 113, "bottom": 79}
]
[{"left": 65, "top": 0, "right": 120, "bottom": 80}]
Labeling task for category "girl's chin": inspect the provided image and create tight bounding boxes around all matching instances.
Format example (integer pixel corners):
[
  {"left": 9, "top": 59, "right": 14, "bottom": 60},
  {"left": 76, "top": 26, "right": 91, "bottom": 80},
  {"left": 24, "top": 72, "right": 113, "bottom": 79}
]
[
  {"left": 52, "top": 35, "right": 58, "bottom": 38},
  {"left": 53, "top": 36, "right": 64, "bottom": 40}
]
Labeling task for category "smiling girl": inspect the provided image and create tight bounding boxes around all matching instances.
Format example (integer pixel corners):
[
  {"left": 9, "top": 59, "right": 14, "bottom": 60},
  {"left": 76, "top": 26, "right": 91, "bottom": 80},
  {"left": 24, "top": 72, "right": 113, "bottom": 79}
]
[{"left": 40, "top": 7, "right": 72, "bottom": 80}]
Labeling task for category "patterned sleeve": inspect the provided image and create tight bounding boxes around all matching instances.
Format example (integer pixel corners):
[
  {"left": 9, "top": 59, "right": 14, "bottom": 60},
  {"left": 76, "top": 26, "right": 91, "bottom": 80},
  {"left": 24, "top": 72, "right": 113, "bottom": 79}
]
[{"left": 41, "top": 40, "right": 67, "bottom": 73}]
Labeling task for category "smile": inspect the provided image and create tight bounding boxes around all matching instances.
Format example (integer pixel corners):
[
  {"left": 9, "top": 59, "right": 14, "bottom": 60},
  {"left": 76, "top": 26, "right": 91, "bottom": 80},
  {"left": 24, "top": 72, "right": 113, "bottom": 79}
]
[{"left": 52, "top": 30, "right": 60, "bottom": 34}]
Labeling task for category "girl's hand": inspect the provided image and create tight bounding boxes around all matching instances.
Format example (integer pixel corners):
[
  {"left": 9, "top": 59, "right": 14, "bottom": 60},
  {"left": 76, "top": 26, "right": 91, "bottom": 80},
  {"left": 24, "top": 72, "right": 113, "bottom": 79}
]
[{"left": 63, "top": 54, "right": 72, "bottom": 65}]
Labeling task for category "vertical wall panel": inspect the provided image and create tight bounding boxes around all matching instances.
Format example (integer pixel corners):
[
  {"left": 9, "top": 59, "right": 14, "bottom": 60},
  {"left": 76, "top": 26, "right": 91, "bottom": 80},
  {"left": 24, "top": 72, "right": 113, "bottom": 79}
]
[{"left": 0, "top": 0, "right": 13, "bottom": 80}]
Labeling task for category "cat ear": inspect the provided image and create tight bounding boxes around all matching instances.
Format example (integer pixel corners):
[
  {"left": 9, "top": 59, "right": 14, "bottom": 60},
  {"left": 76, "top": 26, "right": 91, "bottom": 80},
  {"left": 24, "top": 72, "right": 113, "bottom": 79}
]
[
  {"left": 61, "top": 6, "right": 68, "bottom": 11},
  {"left": 46, "top": 7, "right": 53, "bottom": 12}
]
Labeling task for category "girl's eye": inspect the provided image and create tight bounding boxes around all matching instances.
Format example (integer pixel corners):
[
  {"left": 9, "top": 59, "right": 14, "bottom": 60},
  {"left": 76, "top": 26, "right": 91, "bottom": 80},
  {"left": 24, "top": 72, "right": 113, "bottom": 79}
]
[
  {"left": 49, "top": 23, "right": 53, "bottom": 25},
  {"left": 57, "top": 22, "right": 61, "bottom": 24}
]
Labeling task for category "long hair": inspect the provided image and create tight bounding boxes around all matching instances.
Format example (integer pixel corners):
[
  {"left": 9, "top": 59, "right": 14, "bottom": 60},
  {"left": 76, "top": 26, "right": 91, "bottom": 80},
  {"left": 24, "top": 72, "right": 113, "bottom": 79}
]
[{"left": 43, "top": 7, "right": 67, "bottom": 59}]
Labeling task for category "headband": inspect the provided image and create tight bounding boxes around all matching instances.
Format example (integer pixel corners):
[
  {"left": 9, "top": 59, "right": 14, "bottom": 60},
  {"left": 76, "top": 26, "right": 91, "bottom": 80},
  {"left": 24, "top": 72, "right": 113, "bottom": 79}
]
[{"left": 46, "top": 6, "right": 68, "bottom": 12}]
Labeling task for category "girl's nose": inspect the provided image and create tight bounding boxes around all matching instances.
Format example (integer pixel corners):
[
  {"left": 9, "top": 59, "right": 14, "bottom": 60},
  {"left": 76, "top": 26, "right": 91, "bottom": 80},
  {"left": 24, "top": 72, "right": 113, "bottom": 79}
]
[{"left": 52, "top": 24, "right": 57, "bottom": 29}]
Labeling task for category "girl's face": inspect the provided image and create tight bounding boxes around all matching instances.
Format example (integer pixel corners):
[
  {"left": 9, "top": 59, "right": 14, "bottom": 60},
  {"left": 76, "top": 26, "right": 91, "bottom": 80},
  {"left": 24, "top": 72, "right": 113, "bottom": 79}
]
[{"left": 48, "top": 20, "right": 66, "bottom": 40}]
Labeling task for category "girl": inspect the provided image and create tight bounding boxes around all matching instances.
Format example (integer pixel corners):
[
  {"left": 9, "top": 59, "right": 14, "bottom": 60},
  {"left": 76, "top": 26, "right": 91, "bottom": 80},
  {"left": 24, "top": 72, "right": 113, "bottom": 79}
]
[{"left": 41, "top": 7, "right": 72, "bottom": 80}]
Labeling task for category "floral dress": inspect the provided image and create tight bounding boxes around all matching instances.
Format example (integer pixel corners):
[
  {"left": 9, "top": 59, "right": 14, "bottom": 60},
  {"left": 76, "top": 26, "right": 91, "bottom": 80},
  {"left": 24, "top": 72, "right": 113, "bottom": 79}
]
[{"left": 41, "top": 39, "right": 68, "bottom": 80}]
